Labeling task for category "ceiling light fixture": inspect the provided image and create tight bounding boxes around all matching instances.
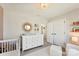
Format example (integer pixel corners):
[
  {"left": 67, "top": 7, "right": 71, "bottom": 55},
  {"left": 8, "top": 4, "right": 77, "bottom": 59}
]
[{"left": 40, "top": 3, "right": 48, "bottom": 9}]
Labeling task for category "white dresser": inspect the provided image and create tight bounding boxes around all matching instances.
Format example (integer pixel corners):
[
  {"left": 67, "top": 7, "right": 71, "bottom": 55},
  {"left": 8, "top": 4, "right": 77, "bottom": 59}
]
[{"left": 22, "top": 34, "right": 44, "bottom": 51}]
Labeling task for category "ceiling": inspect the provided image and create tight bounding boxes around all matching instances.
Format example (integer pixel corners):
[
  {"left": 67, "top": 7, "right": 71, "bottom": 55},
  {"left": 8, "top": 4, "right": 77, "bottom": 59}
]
[{"left": 1, "top": 3, "right": 79, "bottom": 21}]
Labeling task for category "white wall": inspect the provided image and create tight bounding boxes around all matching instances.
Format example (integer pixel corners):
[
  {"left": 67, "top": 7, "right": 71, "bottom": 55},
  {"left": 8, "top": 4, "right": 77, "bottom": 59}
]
[
  {"left": 48, "top": 8, "right": 79, "bottom": 42},
  {"left": 2, "top": 4, "right": 79, "bottom": 40},
  {"left": 3, "top": 6, "right": 48, "bottom": 39}
]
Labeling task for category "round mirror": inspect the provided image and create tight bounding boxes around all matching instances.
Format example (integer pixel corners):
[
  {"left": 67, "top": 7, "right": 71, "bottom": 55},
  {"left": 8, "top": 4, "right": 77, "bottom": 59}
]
[{"left": 23, "top": 23, "right": 32, "bottom": 32}]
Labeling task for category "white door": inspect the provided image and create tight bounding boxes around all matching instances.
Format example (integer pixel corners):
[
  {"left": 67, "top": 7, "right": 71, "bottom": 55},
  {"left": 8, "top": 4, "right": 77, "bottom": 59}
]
[
  {"left": 47, "top": 19, "right": 66, "bottom": 47},
  {"left": 47, "top": 22, "right": 54, "bottom": 44},
  {"left": 53, "top": 19, "right": 65, "bottom": 47}
]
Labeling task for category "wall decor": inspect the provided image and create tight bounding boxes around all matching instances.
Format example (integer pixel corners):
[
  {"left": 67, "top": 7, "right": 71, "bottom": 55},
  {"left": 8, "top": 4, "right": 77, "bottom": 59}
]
[
  {"left": 41, "top": 24, "right": 46, "bottom": 34},
  {"left": 34, "top": 24, "right": 38, "bottom": 27},
  {"left": 23, "top": 22, "right": 32, "bottom": 32},
  {"left": 37, "top": 28, "right": 39, "bottom": 31},
  {"left": 34, "top": 24, "right": 39, "bottom": 32}
]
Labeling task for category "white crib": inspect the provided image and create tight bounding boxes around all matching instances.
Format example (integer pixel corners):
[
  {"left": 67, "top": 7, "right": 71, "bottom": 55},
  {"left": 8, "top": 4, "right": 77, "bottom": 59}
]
[{"left": 0, "top": 39, "right": 20, "bottom": 56}]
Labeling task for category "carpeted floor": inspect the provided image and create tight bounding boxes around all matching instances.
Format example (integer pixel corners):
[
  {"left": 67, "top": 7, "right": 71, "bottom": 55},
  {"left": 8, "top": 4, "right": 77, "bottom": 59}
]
[
  {"left": 23, "top": 46, "right": 50, "bottom": 56},
  {"left": 21, "top": 45, "right": 66, "bottom": 56}
]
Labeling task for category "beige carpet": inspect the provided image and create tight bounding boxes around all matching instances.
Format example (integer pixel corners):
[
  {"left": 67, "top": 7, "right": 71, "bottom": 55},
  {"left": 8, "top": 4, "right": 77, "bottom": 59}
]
[
  {"left": 21, "top": 42, "right": 66, "bottom": 56},
  {"left": 24, "top": 46, "right": 50, "bottom": 56}
]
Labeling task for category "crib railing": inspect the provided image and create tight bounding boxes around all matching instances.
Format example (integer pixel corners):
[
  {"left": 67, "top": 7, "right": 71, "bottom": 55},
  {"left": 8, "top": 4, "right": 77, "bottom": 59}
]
[{"left": 0, "top": 39, "right": 20, "bottom": 56}]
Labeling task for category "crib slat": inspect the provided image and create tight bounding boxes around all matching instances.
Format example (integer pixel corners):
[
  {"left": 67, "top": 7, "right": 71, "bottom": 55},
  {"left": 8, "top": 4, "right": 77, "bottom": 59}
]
[
  {"left": 9, "top": 42, "right": 11, "bottom": 51},
  {"left": 7, "top": 42, "right": 8, "bottom": 52},
  {"left": 12, "top": 41, "right": 13, "bottom": 51},
  {"left": 16, "top": 40, "right": 18, "bottom": 50},
  {"left": 3, "top": 42, "right": 5, "bottom": 52},
  {"left": 8, "top": 42, "right": 10, "bottom": 51},
  {"left": 14, "top": 41, "right": 16, "bottom": 50},
  {"left": 2, "top": 42, "right": 3, "bottom": 53},
  {"left": 5, "top": 42, "right": 7, "bottom": 52},
  {"left": 0, "top": 43, "right": 2, "bottom": 53},
  {"left": 15, "top": 42, "right": 17, "bottom": 50}
]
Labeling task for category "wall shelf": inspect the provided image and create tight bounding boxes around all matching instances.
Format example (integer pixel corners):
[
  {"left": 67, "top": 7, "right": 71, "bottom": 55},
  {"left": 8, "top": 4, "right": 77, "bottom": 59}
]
[{"left": 70, "top": 21, "right": 79, "bottom": 32}]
